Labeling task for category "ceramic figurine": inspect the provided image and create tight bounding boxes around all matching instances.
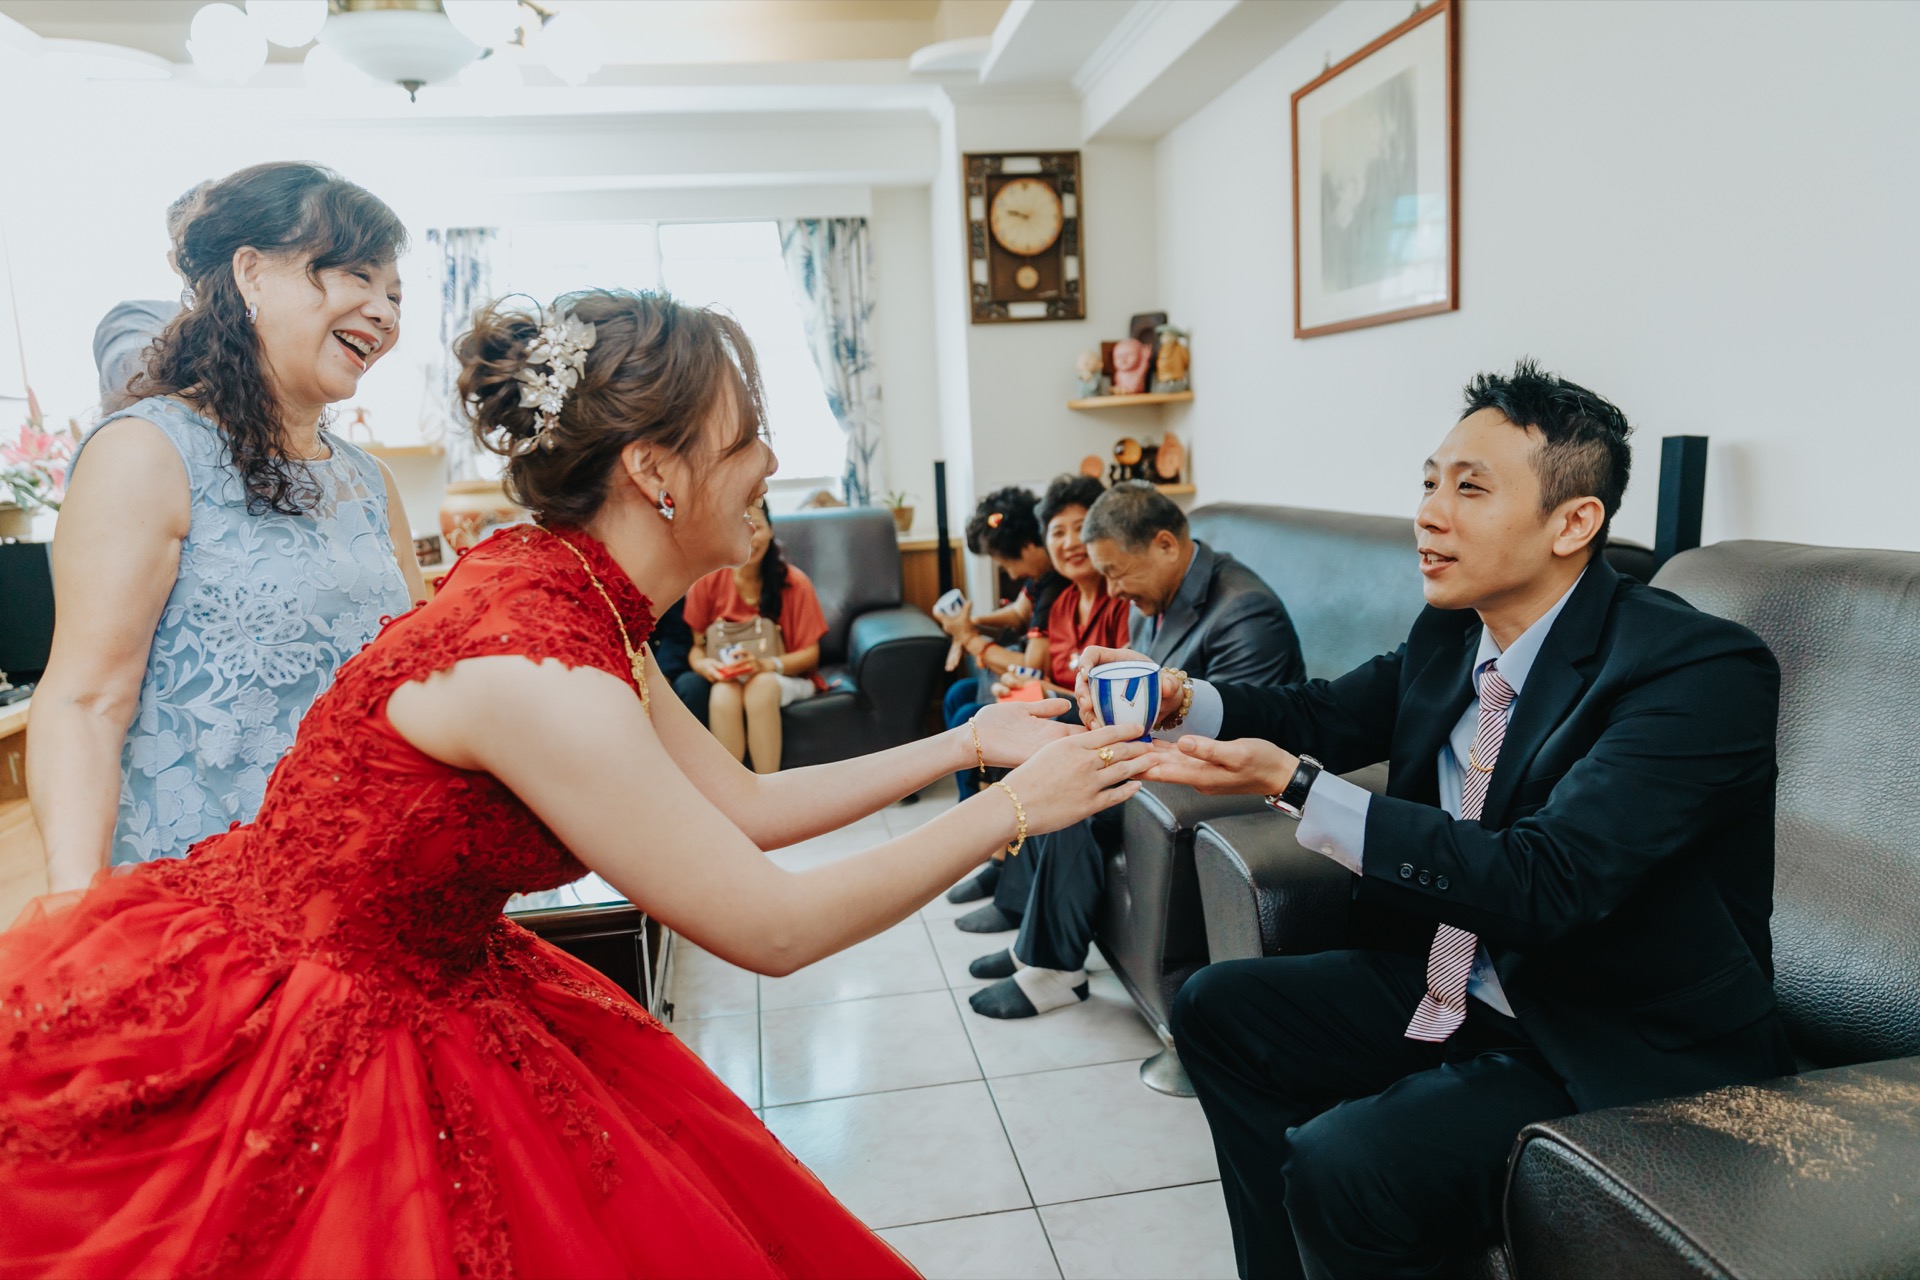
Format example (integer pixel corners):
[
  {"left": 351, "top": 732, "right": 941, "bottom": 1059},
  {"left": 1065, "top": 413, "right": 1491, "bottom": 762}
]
[
  {"left": 1151, "top": 325, "right": 1190, "bottom": 394},
  {"left": 1111, "top": 338, "right": 1150, "bottom": 395}
]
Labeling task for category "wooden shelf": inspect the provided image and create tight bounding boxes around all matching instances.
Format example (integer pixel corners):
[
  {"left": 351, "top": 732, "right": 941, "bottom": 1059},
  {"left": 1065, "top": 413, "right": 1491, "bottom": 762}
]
[
  {"left": 1154, "top": 484, "right": 1196, "bottom": 496},
  {"left": 363, "top": 442, "right": 445, "bottom": 459},
  {"left": 1066, "top": 391, "right": 1194, "bottom": 411}
]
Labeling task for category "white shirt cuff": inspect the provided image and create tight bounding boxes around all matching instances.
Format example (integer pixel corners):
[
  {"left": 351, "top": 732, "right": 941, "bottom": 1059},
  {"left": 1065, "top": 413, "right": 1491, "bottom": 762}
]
[
  {"left": 1294, "top": 769, "right": 1369, "bottom": 875},
  {"left": 1154, "top": 679, "right": 1222, "bottom": 742}
]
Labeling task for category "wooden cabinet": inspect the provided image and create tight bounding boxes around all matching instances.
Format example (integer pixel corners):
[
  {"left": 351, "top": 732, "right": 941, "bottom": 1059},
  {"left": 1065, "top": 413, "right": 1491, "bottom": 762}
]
[
  {"left": 896, "top": 536, "right": 963, "bottom": 616},
  {"left": 0, "top": 704, "right": 48, "bottom": 922}
]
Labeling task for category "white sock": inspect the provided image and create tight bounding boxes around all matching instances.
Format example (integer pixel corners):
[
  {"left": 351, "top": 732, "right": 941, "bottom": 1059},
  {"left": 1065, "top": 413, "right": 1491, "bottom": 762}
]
[{"left": 1011, "top": 964, "right": 1088, "bottom": 1013}]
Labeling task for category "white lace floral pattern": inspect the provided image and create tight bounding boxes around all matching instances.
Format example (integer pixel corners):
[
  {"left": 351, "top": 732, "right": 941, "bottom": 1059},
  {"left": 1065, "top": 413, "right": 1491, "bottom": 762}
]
[{"left": 74, "top": 398, "right": 410, "bottom": 865}]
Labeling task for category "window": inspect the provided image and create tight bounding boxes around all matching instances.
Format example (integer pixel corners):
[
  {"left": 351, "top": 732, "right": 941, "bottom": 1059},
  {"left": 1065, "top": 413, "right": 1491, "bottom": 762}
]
[
  {"left": 344, "top": 220, "right": 842, "bottom": 497},
  {"left": 657, "top": 222, "right": 844, "bottom": 491}
]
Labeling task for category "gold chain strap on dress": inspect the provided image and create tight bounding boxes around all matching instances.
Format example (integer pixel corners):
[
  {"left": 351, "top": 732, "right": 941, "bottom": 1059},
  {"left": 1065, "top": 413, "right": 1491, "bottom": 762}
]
[{"left": 549, "top": 531, "right": 652, "bottom": 718}]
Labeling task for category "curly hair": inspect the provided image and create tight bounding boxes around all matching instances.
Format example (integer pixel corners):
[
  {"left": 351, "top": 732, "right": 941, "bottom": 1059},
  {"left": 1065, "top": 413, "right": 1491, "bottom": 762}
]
[
  {"left": 964, "top": 485, "right": 1043, "bottom": 560},
  {"left": 458, "top": 289, "right": 767, "bottom": 528},
  {"left": 130, "top": 162, "right": 407, "bottom": 516},
  {"left": 752, "top": 499, "right": 792, "bottom": 624}
]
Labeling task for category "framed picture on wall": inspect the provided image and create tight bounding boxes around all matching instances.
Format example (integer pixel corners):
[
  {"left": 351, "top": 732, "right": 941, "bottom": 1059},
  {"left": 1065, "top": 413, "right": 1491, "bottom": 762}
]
[{"left": 1292, "top": 0, "right": 1458, "bottom": 339}]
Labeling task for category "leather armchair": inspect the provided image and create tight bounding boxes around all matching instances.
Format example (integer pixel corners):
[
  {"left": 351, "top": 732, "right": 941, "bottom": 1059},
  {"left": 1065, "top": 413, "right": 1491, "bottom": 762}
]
[
  {"left": 1501, "top": 541, "right": 1920, "bottom": 1278},
  {"left": 766, "top": 507, "right": 947, "bottom": 769}
]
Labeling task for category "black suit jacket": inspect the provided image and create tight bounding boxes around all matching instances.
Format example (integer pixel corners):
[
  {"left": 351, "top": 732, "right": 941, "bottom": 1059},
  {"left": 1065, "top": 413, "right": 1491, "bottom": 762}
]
[
  {"left": 1132, "top": 541, "right": 1306, "bottom": 687},
  {"left": 1215, "top": 559, "right": 1793, "bottom": 1110}
]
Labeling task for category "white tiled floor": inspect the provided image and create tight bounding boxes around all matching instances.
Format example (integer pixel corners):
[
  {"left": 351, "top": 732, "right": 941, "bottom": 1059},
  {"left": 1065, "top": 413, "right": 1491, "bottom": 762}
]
[{"left": 665, "top": 785, "right": 1239, "bottom": 1280}]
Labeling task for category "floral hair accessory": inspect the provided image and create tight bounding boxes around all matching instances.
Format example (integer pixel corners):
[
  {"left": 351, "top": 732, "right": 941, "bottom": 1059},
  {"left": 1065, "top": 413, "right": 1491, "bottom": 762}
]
[
  {"left": 513, "top": 307, "right": 596, "bottom": 452},
  {"left": 987, "top": 511, "right": 1004, "bottom": 528}
]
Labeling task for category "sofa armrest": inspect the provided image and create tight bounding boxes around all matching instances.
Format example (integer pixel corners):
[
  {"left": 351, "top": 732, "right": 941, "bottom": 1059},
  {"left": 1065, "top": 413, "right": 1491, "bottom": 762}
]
[
  {"left": 1131, "top": 780, "right": 1270, "bottom": 837},
  {"left": 842, "top": 607, "right": 947, "bottom": 747},
  {"left": 1506, "top": 1056, "right": 1920, "bottom": 1280},
  {"left": 1193, "top": 812, "right": 1350, "bottom": 963},
  {"left": 846, "top": 605, "right": 945, "bottom": 673}
]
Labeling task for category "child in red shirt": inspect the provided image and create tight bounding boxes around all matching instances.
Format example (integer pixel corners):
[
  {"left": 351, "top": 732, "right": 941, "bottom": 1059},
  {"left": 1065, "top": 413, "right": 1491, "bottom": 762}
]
[{"left": 684, "top": 502, "right": 829, "bottom": 773}]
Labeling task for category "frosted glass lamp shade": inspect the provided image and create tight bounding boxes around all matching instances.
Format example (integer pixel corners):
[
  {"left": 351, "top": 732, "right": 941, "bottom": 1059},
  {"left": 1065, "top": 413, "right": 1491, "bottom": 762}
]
[
  {"left": 188, "top": 3, "right": 267, "bottom": 83},
  {"left": 319, "top": 8, "right": 480, "bottom": 95},
  {"left": 443, "top": 0, "right": 523, "bottom": 50},
  {"left": 246, "top": 0, "right": 326, "bottom": 48}
]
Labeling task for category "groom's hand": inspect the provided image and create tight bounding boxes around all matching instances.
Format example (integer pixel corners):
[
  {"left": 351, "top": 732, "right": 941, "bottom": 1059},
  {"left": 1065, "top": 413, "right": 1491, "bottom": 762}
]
[{"left": 1141, "top": 736, "right": 1298, "bottom": 796}]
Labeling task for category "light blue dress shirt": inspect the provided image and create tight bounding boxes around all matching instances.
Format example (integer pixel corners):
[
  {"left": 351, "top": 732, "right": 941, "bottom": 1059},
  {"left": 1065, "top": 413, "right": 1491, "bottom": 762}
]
[{"left": 1182, "top": 573, "right": 1587, "bottom": 1017}]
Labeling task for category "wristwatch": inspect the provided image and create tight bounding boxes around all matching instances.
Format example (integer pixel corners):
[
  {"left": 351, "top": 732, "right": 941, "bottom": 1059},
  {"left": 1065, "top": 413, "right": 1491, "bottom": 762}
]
[{"left": 1264, "top": 755, "right": 1324, "bottom": 819}]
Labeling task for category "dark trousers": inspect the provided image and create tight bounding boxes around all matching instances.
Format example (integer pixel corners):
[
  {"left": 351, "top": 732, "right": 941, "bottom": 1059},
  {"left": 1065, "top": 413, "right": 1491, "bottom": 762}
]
[
  {"left": 1171, "top": 951, "right": 1576, "bottom": 1280},
  {"left": 1008, "top": 807, "right": 1122, "bottom": 970}
]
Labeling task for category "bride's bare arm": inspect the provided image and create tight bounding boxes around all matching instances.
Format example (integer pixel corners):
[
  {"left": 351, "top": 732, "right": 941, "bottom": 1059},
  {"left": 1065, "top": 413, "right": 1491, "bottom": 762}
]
[
  {"left": 638, "top": 647, "right": 1078, "bottom": 850},
  {"left": 386, "top": 655, "right": 1146, "bottom": 976}
]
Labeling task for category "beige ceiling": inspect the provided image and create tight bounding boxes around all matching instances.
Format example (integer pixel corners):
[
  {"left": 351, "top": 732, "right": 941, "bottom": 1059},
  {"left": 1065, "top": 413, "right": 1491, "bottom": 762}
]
[{"left": 0, "top": 0, "right": 1009, "bottom": 66}]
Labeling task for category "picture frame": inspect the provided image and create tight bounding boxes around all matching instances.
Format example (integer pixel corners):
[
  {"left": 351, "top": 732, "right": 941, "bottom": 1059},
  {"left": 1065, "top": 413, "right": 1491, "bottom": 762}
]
[{"left": 1292, "top": 0, "right": 1458, "bottom": 339}]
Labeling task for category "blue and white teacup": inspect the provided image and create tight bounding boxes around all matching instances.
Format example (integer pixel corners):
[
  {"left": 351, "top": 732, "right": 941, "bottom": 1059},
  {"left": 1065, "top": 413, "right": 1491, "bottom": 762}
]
[{"left": 1089, "top": 660, "right": 1161, "bottom": 742}]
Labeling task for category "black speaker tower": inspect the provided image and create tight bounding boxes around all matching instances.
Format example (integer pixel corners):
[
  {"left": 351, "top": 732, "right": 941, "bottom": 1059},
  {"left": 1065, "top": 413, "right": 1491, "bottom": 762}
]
[
  {"left": 1654, "top": 435, "right": 1709, "bottom": 569},
  {"left": 933, "top": 459, "right": 954, "bottom": 595}
]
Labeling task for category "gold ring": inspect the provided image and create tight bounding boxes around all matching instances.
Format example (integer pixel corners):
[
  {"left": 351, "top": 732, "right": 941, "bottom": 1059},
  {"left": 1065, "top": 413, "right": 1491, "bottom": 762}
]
[{"left": 1098, "top": 746, "right": 1116, "bottom": 765}]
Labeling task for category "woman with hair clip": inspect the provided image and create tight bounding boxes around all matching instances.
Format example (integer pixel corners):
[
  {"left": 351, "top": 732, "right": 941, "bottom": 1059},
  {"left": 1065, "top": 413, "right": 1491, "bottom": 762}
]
[
  {"left": 683, "top": 498, "right": 828, "bottom": 772},
  {"left": 0, "top": 287, "right": 1150, "bottom": 1278},
  {"left": 30, "top": 161, "right": 425, "bottom": 895}
]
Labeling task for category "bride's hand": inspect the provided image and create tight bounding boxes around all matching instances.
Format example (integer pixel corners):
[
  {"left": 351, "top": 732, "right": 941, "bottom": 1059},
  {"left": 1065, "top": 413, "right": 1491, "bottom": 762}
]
[
  {"left": 969, "top": 698, "right": 1078, "bottom": 767},
  {"left": 996, "top": 724, "right": 1151, "bottom": 834}
]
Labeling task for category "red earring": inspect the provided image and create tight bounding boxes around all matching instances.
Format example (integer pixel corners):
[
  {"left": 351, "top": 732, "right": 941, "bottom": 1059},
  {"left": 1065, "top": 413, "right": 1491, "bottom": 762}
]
[{"left": 657, "top": 491, "right": 676, "bottom": 522}]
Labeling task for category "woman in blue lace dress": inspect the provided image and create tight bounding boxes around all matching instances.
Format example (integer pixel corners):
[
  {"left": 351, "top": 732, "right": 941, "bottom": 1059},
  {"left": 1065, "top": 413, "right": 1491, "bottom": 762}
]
[{"left": 30, "top": 162, "right": 426, "bottom": 895}]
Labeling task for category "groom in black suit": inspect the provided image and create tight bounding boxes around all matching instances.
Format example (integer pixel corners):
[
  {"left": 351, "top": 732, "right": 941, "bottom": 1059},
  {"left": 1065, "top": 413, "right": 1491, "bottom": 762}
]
[{"left": 1089, "top": 362, "right": 1791, "bottom": 1278}]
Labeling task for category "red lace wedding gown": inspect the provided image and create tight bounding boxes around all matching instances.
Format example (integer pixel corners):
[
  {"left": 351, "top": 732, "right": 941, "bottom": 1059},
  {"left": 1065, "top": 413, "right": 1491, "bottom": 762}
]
[{"left": 0, "top": 526, "right": 916, "bottom": 1280}]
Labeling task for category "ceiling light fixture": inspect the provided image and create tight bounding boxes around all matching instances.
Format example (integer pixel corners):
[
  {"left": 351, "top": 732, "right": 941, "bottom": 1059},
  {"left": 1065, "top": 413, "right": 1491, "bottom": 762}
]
[
  {"left": 188, "top": 2, "right": 267, "bottom": 84},
  {"left": 246, "top": 0, "right": 328, "bottom": 48},
  {"left": 185, "top": 0, "right": 602, "bottom": 101}
]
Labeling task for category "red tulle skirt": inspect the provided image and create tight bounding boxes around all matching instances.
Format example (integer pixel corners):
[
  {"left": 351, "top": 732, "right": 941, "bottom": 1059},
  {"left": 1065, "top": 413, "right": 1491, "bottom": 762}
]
[{"left": 0, "top": 873, "right": 915, "bottom": 1279}]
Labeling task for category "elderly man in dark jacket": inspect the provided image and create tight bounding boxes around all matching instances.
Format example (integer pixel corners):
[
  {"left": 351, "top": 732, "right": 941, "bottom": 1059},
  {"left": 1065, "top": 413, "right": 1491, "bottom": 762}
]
[{"left": 964, "top": 482, "right": 1306, "bottom": 1018}]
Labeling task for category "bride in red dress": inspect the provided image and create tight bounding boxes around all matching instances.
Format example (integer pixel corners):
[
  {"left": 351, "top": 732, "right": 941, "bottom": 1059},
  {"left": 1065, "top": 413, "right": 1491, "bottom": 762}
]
[{"left": 0, "top": 290, "right": 1149, "bottom": 1279}]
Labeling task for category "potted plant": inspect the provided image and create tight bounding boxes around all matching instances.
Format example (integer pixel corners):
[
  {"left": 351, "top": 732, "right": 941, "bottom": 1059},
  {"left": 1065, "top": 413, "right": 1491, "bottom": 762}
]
[
  {"left": 1, "top": 396, "right": 77, "bottom": 541},
  {"left": 883, "top": 491, "right": 915, "bottom": 535}
]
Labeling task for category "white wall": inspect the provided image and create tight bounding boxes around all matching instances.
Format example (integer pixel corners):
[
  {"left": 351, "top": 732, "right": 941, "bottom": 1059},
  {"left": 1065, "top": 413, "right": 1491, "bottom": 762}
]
[
  {"left": 1158, "top": 0, "right": 1920, "bottom": 553},
  {"left": 868, "top": 184, "right": 942, "bottom": 533},
  {"left": 932, "top": 93, "right": 1163, "bottom": 596}
]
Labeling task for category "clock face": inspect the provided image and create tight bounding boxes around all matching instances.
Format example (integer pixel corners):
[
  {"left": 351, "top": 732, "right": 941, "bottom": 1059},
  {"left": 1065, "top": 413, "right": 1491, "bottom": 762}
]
[{"left": 989, "top": 178, "right": 1064, "bottom": 257}]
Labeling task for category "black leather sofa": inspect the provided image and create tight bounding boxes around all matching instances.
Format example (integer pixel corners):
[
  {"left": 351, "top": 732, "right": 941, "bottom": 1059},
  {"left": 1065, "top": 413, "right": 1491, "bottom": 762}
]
[
  {"left": 1189, "top": 533, "right": 1920, "bottom": 1276},
  {"left": 769, "top": 506, "right": 948, "bottom": 770},
  {"left": 1094, "top": 502, "right": 1654, "bottom": 1095}
]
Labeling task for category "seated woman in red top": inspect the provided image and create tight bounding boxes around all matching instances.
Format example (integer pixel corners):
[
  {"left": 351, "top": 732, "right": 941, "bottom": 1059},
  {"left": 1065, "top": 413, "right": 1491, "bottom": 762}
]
[
  {"left": 683, "top": 501, "right": 827, "bottom": 773},
  {"left": 1024, "top": 475, "right": 1132, "bottom": 689}
]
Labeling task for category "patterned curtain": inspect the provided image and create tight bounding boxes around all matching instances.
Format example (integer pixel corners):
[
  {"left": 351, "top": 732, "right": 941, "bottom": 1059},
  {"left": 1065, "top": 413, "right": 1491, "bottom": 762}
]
[
  {"left": 428, "top": 228, "right": 498, "bottom": 484},
  {"left": 777, "top": 219, "right": 887, "bottom": 506}
]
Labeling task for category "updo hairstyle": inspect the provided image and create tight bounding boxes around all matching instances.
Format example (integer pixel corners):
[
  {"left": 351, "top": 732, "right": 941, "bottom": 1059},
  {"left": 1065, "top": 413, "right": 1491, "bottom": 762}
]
[{"left": 457, "top": 289, "right": 768, "bottom": 527}]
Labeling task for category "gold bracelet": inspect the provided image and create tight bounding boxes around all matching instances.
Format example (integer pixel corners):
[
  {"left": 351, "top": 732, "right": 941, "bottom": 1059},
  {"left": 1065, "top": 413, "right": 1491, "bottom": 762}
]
[
  {"left": 1162, "top": 667, "right": 1194, "bottom": 728},
  {"left": 969, "top": 716, "right": 988, "bottom": 779},
  {"left": 991, "top": 780, "right": 1027, "bottom": 857}
]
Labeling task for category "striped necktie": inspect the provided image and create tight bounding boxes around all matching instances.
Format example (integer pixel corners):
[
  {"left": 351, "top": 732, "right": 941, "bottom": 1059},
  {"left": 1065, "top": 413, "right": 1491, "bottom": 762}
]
[{"left": 1405, "top": 666, "right": 1515, "bottom": 1042}]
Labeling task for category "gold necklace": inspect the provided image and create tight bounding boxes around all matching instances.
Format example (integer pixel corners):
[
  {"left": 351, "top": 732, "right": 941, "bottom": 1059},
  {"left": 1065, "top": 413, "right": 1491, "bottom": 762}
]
[{"left": 548, "top": 530, "right": 652, "bottom": 718}]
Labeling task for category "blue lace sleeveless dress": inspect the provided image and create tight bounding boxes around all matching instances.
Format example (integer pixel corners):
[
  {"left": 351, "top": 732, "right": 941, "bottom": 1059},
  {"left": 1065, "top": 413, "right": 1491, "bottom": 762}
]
[{"left": 71, "top": 396, "right": 412, "bottom": 865}]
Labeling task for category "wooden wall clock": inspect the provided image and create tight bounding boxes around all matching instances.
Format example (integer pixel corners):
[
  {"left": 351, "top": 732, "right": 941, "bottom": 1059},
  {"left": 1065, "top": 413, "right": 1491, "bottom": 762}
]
[{"left": 964, "top": 151, "right": 1085, "bottom": 323}]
